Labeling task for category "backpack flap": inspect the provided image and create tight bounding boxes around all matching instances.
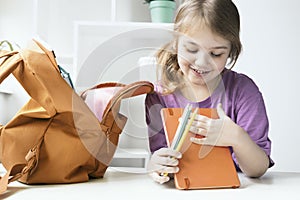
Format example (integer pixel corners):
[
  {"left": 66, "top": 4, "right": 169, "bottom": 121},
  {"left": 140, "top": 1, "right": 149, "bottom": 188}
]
[
  {"left": 81, "top": 81, "right": 154, "bottom": 134},
  {"left": 81, "top": 81, "right": 154, "bottom": 171}
]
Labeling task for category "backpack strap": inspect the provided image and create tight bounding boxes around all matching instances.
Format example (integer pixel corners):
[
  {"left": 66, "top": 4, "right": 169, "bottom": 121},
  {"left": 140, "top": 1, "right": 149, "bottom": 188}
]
[
  {"left": 0, "top": 51, "right": 24, "bottom": 193},
  {"left": 80, "top": 80, "right": 154, "bottom": 176},
  {"left": 0, "top": 50, "right": 18, "bottom": 58},
  {"left": 102, "top": 81, "right": 154, "bottom": 120},
  {"left": 80, "top": 80, "right": 154, "bottom": 125},
  {"left": 80, "top": 82, "right": 126, "bottom": 100},
  {"left": 0, "top": 51, "right": 22, "bottom": 84},
  {"left": 31, "top": 39, "right": 59, "bottom": 73},
  {"left": 0, "top": 144, "right": 39, "bottom": 194},
  {"left": 101, "top": 81, "right": 154, "bottom": 134}
]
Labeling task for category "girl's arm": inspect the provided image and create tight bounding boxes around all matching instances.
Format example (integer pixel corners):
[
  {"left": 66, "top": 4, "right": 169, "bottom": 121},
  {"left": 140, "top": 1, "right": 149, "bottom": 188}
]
[
  {"left": 231, "top": 125, "right": 269, "bottom": 177},
  {"left": 190, "top": 103, "right": 271, "bottom": 178},
  {"left": 145, "top": 92, "right": 182, "bottom": 183}
]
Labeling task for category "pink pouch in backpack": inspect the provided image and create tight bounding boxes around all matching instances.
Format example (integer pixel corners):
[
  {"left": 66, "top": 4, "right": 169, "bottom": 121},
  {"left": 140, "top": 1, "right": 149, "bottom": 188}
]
[{"left": 84, "top": 86, "right": 123, "bottom": 121}]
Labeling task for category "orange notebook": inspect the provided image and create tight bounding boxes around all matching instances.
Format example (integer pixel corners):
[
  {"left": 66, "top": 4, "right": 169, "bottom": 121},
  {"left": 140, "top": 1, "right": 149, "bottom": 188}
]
[{"left": 161, "top": 107, "right": 240, "bottom": 190}]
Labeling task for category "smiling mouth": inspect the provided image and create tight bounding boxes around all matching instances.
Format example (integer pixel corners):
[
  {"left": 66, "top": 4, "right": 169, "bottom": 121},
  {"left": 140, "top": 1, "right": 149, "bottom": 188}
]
[{"left": 191, "top": 67, "right": 211, "bottom": 75}]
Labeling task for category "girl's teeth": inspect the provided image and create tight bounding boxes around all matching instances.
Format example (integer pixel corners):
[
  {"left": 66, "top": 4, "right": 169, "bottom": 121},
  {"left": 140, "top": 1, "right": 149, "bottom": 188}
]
[{"left": 195, "top": 69, "right": 207, "bottom": 74}]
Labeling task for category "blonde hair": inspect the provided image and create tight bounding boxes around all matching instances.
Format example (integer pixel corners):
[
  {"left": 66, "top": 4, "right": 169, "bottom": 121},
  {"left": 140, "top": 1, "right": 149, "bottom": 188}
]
[{"left": 156, "top": 0, "right": 242, "bottom": 94}]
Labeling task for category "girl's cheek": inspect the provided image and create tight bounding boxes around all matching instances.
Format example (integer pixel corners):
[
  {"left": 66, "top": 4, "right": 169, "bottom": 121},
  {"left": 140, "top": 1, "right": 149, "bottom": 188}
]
[
  {"left": 178, "top": 53, "right": 195, "bottom": 67},
  {"left": 178, "top": 57, "right": 190, "bottom": 71},
  {"left": 177, "top": 47, "right": 195, "bottom": 61}
]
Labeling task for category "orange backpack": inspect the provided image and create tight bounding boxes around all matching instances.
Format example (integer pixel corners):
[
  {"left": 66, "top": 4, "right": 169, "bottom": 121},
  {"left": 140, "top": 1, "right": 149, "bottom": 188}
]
[{"left": 0, "top": 39, "right": 153, "bottom": 194}]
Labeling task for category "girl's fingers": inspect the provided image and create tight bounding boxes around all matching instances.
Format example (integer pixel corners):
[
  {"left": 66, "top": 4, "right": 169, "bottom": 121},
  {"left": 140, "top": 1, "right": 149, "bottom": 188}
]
[
  {"left": 189, "top": 126, "right": 208, "bottom": 136},
  {"left": 152, "top": 156, "right": 179, "bottom": 166},
  {"left": 194, "top": 114, "right": 210, "bottom": 122},
  {"left": 149, "top": 172, "right": 170, "bottom": 184},
  {"left": 191, "top": 120, "right": 207, "bottom": 128},
  {"left": 155, "top": 148, "right": 182, "bottom": 159},
  {"left": 191, "top": 115, "right": 213, "bottom": 128},
  {"left": 190, "top": 136, "right": 208, "bottom": 145},
  {"left": 157, "top": 166, "right": 179, "bottom": 174},
  {"left": 149, "top": 164, "right": 179, "bottom": 174}
]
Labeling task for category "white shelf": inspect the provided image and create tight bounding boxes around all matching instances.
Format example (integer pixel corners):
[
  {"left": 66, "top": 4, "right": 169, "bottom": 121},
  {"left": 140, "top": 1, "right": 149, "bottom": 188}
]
[
  {"left": 110, "top": 148, "right": 150, "bottom": 173},
  {"left": 0, "top": 75, "right": 14, "bottom": 94},
  {"left": 33, "top": 0, "right": 157, "bottom": 57},
  {"left": 72, "top": 21, "right": 174, "bottom": 169},
  {"left": 0, "top": 89, "right": 13, "bottom": 95},
  {"left": 73, "top": 21, "right": 174, "bottom": 90}
]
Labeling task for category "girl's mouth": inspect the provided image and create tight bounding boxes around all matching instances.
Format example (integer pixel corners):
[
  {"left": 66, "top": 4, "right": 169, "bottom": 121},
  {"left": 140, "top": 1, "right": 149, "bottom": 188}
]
[{"left": 191, "top": 67, "right": 211, "bottom": 75}]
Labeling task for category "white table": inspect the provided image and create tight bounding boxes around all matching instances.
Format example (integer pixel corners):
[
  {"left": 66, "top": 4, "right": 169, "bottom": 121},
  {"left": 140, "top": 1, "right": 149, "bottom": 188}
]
[{"left": 1, "top": 165, "right": 300, "bottom": 200}]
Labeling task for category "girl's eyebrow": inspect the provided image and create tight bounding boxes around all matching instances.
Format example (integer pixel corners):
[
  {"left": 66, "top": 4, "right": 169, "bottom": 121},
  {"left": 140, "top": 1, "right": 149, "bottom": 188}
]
[
  {"left": 186, "top": 41, "right": 229, "bottom": 50},
  {"left": 186, "top": 41, "right": 198, "bottom": 46},
  {"left": 211, "top": 46, "right": 229, "bottom": 50}
]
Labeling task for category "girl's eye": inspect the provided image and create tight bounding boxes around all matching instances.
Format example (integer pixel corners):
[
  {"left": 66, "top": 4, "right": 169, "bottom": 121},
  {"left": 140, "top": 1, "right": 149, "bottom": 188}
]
[
  {"left": 185, "top": 47, "right": 198, "bottom": 53},
  {"left": 210, "top": 52, "right": 222, "bottom": 57},
  {"left": 183, "top": 44, "right": 198, "bottom": 53}
]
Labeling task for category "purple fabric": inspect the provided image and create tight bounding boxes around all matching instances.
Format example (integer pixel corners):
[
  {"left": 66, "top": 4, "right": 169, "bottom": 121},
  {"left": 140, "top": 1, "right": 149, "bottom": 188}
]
[{"left": 145, "top": 69, "right": 274, "bottom": 169}]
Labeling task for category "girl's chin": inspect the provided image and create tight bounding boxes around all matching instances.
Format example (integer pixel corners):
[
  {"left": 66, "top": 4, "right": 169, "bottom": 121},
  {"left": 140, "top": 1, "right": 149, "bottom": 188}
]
[
  {"left": 187, "top": 77, "right": 208, "bottom": 86},
  {"left": 188, "top": 74, "right": 219, "bottom": 87},
  {"left": 189, "top": 73, "right": 210, "bottom": 83}
]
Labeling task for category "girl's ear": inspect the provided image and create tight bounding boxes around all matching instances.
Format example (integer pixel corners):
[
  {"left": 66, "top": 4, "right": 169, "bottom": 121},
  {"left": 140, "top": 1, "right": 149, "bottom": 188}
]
[
  {"left": 172, "top": 40, "right": 178, "bottom": 53},
  {"left": 225, "top": 57, "right": 232, "bottom": 67}
]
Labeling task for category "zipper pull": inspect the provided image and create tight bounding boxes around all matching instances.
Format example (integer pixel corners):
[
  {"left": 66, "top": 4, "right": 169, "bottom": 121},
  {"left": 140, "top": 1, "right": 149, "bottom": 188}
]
[{"left": 106, "top": 131, "right": 110, "bottom": 154}]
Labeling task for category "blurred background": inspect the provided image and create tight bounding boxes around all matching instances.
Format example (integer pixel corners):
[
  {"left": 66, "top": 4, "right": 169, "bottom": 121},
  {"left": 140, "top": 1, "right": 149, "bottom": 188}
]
[{"left": 1, "top": 0, "right": 300, "bottom": 173}]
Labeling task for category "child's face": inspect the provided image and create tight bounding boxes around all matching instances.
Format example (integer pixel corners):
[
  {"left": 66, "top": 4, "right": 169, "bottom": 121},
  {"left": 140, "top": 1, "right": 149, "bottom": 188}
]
[{"left": 177, "top": 24, "right": 231, "bottom": 87}]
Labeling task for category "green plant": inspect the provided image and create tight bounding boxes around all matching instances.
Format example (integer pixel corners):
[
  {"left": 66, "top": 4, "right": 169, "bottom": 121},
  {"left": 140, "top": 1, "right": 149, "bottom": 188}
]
[
  {"left": 144, "top": 0, "right": 175, "bottom": 3},
  {"left": 0, "top": 40, "right": 19, "bottom": 51},
  {"left": 0, "top": 40, "right": 13, "bottom": 51}
]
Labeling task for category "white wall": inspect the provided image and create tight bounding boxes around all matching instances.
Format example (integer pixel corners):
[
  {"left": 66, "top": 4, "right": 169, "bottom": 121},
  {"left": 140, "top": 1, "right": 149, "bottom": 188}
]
[
  {"left": 1, "top": 0, "right": 300, "bottom": 172},
  {"left": 0, "top": 0, "right": 35, "bottom": 123},
  {"left": 233, "top": 0, "right": 300, "bottom": 172}
]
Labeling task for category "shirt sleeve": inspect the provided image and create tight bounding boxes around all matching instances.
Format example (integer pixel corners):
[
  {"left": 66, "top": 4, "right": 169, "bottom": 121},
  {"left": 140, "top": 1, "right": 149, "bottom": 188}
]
[
  {"left": 145, "top": 92, "right": 168, "bottom": 153},
  {"left": 231, "top": 78, "right": 274, "bottom": 169}
]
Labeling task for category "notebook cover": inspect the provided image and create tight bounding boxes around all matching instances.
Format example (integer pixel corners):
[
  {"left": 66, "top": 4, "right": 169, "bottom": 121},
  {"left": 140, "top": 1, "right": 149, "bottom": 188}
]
[{"left": 161, "top": 108, "right": 240, "bottom": 190}]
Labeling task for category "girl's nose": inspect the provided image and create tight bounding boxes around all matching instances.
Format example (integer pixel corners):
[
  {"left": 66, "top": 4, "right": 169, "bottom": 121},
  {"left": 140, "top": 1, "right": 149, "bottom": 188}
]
[{"left": 194, "top": 50, "right": 210, "bottom": 68}]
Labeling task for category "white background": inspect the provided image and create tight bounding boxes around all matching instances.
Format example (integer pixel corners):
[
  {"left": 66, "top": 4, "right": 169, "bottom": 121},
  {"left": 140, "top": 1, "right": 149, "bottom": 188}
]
[{"left": 1, "top": 0, "right": 300, "bottom": 172}]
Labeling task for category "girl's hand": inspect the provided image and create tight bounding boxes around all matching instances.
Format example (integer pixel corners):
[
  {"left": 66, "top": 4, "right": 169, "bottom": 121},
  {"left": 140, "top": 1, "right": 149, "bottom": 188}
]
[
  {"left": 189, "top": 103, "right": 240, "bottom": 148},
  {"left": 189, "top": 103, "right": 270, "bottom": 177},
  {"left": 147, "top": 147, "right": 182, "bottom": 184}
]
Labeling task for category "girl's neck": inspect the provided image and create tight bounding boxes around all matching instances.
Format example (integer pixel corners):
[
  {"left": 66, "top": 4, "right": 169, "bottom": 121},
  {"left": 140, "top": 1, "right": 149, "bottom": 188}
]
[{"left": 179, "top": 76, "right": 221, "bottom": 102}]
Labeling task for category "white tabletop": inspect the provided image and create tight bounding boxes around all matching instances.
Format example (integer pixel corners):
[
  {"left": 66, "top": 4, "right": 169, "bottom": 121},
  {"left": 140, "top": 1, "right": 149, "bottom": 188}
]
[{"left": 1, "top": 165, "right": 300, "bottom": 200}]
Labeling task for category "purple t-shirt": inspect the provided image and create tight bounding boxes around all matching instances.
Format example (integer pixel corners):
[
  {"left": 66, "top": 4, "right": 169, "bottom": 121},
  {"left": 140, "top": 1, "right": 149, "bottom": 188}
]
[{"left": 145, "top": 69, "right": 274, "bottom": 169}]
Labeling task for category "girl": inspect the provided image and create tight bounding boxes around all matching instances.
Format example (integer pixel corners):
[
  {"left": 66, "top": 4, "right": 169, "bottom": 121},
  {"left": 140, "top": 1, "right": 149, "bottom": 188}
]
[{"left": 145, "top": 0, "right": 274, "bottom": 184}]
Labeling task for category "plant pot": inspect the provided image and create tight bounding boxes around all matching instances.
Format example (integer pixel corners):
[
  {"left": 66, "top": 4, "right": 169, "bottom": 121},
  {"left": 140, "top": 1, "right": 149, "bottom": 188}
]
[{"left": 149, "top": 1, "right": 176, "bottom": 23}]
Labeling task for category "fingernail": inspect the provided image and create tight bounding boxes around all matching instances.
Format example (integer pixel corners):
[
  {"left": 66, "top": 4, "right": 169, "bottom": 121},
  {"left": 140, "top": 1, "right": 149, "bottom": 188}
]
[
  {"left": 178, "top": 153, "right": 182, "bottom": 159},
  {"left": 171, "top": 159, "right": 178, "bottom": 165}
]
